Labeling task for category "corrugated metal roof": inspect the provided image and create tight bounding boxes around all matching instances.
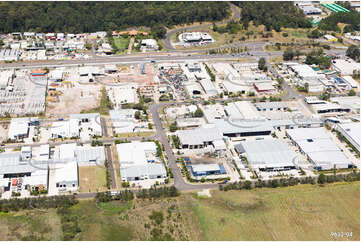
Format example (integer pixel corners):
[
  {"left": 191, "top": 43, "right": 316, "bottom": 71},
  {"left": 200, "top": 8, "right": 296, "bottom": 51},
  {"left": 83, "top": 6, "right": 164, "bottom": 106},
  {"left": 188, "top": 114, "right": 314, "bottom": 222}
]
[{"left": 236, "top": 139, "right": 297, "bottom": 168}]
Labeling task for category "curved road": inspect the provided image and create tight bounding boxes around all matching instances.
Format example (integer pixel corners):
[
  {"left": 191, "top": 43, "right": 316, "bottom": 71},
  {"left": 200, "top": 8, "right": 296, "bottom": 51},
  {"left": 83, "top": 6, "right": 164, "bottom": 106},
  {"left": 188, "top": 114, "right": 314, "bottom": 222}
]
[
  {"left": 149, "top": 103, "right": 219, "bottom": 191},
  {"left": 163, "top": 2, "right": 240, "bottom": 50}
]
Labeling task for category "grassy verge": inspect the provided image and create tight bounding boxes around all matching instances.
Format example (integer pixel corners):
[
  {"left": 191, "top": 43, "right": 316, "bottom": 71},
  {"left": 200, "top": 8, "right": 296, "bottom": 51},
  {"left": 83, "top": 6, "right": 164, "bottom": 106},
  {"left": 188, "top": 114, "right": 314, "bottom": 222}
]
[{"left": 81, "top": 87, "right": 113, "bottom": 115}]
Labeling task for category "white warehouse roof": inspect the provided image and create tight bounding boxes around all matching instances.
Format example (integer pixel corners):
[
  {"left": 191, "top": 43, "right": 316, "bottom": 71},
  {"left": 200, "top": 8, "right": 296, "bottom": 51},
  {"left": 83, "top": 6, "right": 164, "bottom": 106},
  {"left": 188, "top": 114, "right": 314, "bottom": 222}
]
[{"left": 235, "top": 139, "right": 297, "bottom": 169}]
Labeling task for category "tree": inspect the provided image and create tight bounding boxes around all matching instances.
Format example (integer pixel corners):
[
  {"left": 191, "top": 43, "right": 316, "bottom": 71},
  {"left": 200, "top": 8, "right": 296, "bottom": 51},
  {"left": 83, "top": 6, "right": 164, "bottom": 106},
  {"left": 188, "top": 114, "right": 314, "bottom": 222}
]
[
  {"left": 134, "top": 110, "right": 141, "bottom": 120},
  {"left": 258, "top": 57, "right": 266, "bottom": 71},
  {"left": 0, "top": 2, "right": 230, "bottom": 33},
  {"left": 193, "top": 107, "right": 204, "bottom": 117},
  {"left": 307, "top": 29, "right": 322, "bottom": 39},
  {"left": 283, "top": 48, "right": 294, "bottom": 61},
  {"left": 243, "top": 180, "right": 252, "bottom": 190},
  {"left": 169, "top": 122, "right": 178, "bottom": 132},
  {"left": 304, "top": 82, "right": 309, "bottom": 93},
  {"left": 318, "top": 173, "right": 326, "bottom": 184},
  {"left": 346, "top": 45, "right": 360, "bottom": 62},
  {"left": 348, "top": 89, "right": 356, "bottom": 96},
  {"left": 151, "top": 25, "right": 167, "bottom": 39}
]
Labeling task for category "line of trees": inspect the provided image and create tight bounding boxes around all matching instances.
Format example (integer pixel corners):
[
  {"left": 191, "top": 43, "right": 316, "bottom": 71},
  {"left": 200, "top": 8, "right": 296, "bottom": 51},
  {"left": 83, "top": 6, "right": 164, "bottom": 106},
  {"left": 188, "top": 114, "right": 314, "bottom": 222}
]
[
  {"left": 0, "top": 2, "right": 230, "bottom": 36},
  {"left": 220, "top": 171, "right": 360, "bottom": 191},
  {"left": 95, "top": 190, "right": 134, "bottom": 203},
  {"left": 0, "top": 195, "right": 78, "bottom": 213},
  {"left": 136, "top": 186, "right": 179, "bottom": 199}
]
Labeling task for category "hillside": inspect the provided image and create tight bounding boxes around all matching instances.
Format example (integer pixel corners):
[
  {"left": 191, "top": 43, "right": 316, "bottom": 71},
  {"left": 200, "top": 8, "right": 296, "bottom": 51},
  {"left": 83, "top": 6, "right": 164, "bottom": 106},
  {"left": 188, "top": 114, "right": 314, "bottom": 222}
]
[{"left": 0, "top": 1, "right": 230, "bottom": 34}]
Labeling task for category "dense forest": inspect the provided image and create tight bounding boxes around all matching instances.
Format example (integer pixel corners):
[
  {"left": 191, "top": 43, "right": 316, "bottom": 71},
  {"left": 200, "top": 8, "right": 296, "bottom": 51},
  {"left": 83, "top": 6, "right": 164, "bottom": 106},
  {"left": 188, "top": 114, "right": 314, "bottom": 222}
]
[
  {"left": 318, "top": 10, "right": 360, "bottom": 32},
  {"left": 0, "top": 1, "right": 230, "bottom": 34},
  {"left": 233, "top": 1, "right": 312, "bottom": 31}
]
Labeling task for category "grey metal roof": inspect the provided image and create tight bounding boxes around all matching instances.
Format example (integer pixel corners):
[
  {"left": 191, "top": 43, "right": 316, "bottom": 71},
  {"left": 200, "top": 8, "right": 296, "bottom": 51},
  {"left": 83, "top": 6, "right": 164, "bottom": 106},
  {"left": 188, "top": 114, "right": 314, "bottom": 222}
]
[
  {"left": 236, "top": 139, "right": 297, "bottom": 168},
  {"left": 214, "top": 119, "right": 273, "bottom": 135},
  {"left": 120, "top": 163, "right": 166, "bottom": 179},
  {"left": 286, "top": 128, "right": 351, "bottom": 168},
  {"left": 191, "top": 163, "right": 221, "bottom": 173},
  {"left": 286, "top": 128, "right": 330, "bottom": 141},
  {"left": 177, "top": 127, "right": 223, "bottom": 145},
  {"left": 254, "top": 102, "right": 288, "bottom": 110},
  {"left": 75, "top": 146, "right": 105, "bottom": 163},
  {"left": 0, "top": 153, "right": 47, "bottom": 175}
]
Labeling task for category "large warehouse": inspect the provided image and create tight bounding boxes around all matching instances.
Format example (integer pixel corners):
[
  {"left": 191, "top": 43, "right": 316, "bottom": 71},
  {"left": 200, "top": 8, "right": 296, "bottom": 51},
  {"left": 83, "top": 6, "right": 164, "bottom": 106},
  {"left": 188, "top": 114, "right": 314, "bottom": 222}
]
[
  {"left": 0, "top": 152, "right": 48, "bottom": 193},
  {"left": 235, "top": 139, "right": 298, "bottom": 172},
  {"left": 286, "top": 128, "right": 352, "bottom": 170},
  {"left": 120, "top": 163, "right": 167, "bottom": 182},
  {"left": 176, "top": 127, "right": 224, "bottom": 149},
  {"left": 336, "top": 122, "right": 360, "bottom": 152},
  {"left": 116, "top": 141, "right": 167, "bottom": 183}
]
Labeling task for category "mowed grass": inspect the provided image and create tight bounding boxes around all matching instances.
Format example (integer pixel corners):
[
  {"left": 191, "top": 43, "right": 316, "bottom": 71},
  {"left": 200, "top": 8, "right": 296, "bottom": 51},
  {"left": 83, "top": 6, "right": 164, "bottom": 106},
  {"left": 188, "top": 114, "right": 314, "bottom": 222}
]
[
  {"left": 78, "top": 166, "right": 107, "bottom": 193},
  {"left": 191, "top": 182, "right": 360, "bottom": 241},
  {"left": 114, "top": 37, "right": 130, "bottom": 53}
]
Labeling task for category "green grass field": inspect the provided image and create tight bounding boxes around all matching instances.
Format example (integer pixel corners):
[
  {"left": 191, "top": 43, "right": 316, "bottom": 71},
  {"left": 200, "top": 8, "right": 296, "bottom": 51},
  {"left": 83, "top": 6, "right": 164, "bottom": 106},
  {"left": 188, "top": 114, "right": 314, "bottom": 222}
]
[
  {"left": 0, "top": 182, "right": 359, "bottom": 241},
  {"left": 191, "top": 182, "right": 360, "bottom": 241},
  {"left": 114, "top": 37, "right": 130, "bottom": 53}
]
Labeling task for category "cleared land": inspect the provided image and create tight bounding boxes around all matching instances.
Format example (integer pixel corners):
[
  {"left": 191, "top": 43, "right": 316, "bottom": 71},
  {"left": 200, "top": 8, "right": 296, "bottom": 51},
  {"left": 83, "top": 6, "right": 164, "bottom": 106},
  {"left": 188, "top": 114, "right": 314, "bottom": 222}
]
[
  {"left": 0, "top": 182, "right": 359, "bottom": 240},
  {"left": 192, "top": 182, "right": 360, "bottom": 241},
  {"left": 78, "top": 166, "right": 107, "bottom": 193}
]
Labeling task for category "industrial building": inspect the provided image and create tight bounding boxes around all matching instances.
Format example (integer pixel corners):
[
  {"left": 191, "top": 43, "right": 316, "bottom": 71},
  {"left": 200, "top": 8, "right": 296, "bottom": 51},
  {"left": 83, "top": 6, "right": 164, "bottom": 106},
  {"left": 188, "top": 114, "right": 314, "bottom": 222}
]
[
  {"left": 311, "top": 102, "right": 350, "bottom": 114},
  {"left": 7, "top": 117, "right": 39, "bottom": 140},
  {"left": 213, "top": 118, "right": 323, "bottom": 138},
  {"left": 116, "top": 141, "right": 167, "bottom": 183},
  {"left": 75, "top": 146, "right": 106, "bottom": 166},
  {"left": 254, "top": 102, "right": 288, "bottom": 111},
  {"left": 332, "top": 59, "right": 360, "bottom": 76},
  {"left": 224, "top": 101, "right": 260, "bottom": 121},
  {"left": 120, "top": 163, "right": 167, "bottom": 182},
  {"left": 299, "top": 5, "right": 322, "bottom": 15},
  {"left": 176, "top": 127, "right": 224, "bottom": 149},
  {"left": 180, "top": 32, "right": 214, "bottom": 43},
  {"left": 53, "top": 160, "right": 78, "bottom": 192},
  {"left": 116, "top": 141, "right": 157, "bottom": 168},
  {"left": 324, "top": 34, "right": 338, "bottom": 42},
  {"left": 287, "top": 64, "right": 325, "bottom": 92},
  {"left": 0, "top": 152, "right": 48, "bottom": 193},
  {"left": 190, "top": 163, "right": 227, "bottom": 176},
  {"left": 330, "top": 96, "right": 360, "bottom": 113},
  {"left": 286, "top": 128, "right": 352, "bottom": 170},
  {"left": 51, "top": 113, "right": 102, "bottom": 139},
  {"left": 141, "top": 39, "right": 158, "bottom": 50},
  {"left": 235, "top": 139, "right": 298, "bottom": 172},
  {"left": 0, "top": 49, "right": 20, "bottom": 61},
  {"left": 52, "top": 143, "right": 105, "bottom": 166},
  {"left": 109, "top": 109, "right": 136, "bottom": 133},
  {"left": 336, "top": 122, "right": 360, "bottom": 152}
]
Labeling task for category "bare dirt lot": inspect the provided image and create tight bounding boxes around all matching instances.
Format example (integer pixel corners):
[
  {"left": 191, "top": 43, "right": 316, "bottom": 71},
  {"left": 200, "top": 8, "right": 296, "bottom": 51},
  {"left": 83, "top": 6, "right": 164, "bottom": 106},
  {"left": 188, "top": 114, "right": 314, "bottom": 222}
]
[
  {"left": 100, "top": 64, "right": 157, "bottom": 85},
  {"left": 46, "top": 82, "right": 102, "bottom": 117}
]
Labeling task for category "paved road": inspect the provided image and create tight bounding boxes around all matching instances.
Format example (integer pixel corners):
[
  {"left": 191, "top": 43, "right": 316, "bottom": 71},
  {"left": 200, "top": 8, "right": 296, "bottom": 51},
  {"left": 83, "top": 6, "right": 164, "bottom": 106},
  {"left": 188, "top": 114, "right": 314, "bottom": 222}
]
[
  {"left": 105, "top": 146, "right": 117, "bottom": 190},
  {"left": 0, "top": 51, "right": 281, "bottom": 70},
  {"left": 163, "top": 2, "right": 240, "bottom": 50},
  {"left": 149, "top": 103, "right": 218, "bottom": 191}
]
